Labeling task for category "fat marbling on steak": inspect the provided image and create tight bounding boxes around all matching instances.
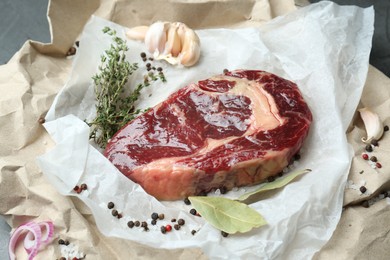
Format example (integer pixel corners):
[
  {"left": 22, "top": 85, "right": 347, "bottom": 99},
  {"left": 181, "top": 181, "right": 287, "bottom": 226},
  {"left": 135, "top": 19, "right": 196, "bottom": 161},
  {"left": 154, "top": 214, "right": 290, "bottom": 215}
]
[{"left": 104, "top": 70, "right": 313, "bottom": 200}]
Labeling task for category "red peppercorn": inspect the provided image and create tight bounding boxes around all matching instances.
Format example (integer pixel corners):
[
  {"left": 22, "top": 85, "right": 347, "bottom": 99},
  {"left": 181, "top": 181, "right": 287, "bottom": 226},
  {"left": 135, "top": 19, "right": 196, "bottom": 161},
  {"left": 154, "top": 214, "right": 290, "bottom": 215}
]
[
  {"left": 376, "top": 162, "right": 382, "bottom": 168},
  {"left": 165, "top": 225, "right": 172, "bottom": 232},
  {"left": 362, "top": 154, "right": 369, "bottom": 160},
  {"left": 73, "top": 185, "right": 80, "bottom": 192}
]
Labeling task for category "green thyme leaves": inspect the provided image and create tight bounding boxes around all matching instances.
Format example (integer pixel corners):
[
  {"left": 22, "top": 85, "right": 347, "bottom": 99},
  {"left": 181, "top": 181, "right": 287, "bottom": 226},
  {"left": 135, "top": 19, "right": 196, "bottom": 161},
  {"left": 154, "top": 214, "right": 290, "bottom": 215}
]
[{"left": 188, "top": 196, "right": 267, "bottom": 234}]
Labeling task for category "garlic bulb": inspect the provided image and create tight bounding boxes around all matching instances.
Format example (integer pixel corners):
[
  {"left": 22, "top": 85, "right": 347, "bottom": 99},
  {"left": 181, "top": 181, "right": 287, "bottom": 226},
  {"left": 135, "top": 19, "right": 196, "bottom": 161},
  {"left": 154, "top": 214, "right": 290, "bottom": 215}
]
[
  {"left": 126, "top": 21, "right": 201, "bottom": 67},
  {"left": 358, "top": 107, "right": 384, "bottom": 143}
]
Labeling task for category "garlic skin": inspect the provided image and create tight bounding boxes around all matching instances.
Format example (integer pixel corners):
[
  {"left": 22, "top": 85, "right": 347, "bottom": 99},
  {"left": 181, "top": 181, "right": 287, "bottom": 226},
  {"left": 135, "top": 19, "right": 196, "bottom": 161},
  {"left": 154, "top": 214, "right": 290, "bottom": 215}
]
[
  {"left": 358, "top": 107, "right": 384, "bottom": 143},
  {"left": 126, "top": 21, "right": 201, "bottom": 67}
]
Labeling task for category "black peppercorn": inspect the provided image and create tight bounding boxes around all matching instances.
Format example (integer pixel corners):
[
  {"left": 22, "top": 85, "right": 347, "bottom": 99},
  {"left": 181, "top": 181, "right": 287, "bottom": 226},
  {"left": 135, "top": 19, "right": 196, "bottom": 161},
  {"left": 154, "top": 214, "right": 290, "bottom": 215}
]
[
  {"left": 294, "top": 153, "right": 301, "bottom": 161},
  {"left": 267, "top": 176, "right": 275, "bottom": 182},
  {"left": 151, "top": 219, "right": 157, "bottom": 225},
  {"left": 64, "top": 240, "right": 70, "bottom": 246},
  {"left": 383, "top": 191, "right": 389, "bottom": 198},
  {"left": 365, "top": 144, "right": 373, "bottom": 152},
  {"left": 58, "top": 239, "right": 65, "bottom": 245},
  {"left": 160, "top": 226, "right": 166, "bottom": 234},
  {"left": 158, "top": 213, "right": 165, "bottom": 220},
  {"left": 184, "top": 197, "right": 191, "bottom": 205},
  {"left": 190, "top": 208, "right": 197, "bottom": 215},
  {"left": 221, "top": 231, "right": 229, "bottom": 237},
  {"left": 371, "top": 139, "right": 379, "bottom": 146},
  {"left": 80, "top": 183, "right": 88, "bottom": 190},
  {"left": 151, "top": 212, "right": 158, "bottom": 220},
  {"left": 174, "top": 224, "right": 180, "bottom": 230},
  {"left": 146, "top": 63, "right": 151, "bottom": 68},
  {"left": 127, "top": 221, "right": 135, "bottom": 228},
  {"left": 140, "top": 52, "right": 146, "bottom": 58},
  {"left": 75, "top": 41, "right": 80, "bottom": 47},
  {"left": 59, "top": 257, "right": 67, "bottom": 260},
  {"left": 223, "top": 69, "right": 228, "bottom": 74},
  {"left": 220, "top": 186, "right": 227, "bottom": 194},
  {"left": 384, "top": 125, "right": 389, "bottom": 132},
  {"left": 107, "top": 202, "right": 115, "bottom": 209},
  {"left": 360, "top": 186, "right": 367, "bottom": 193},
  {"left": 111, "top": 209, "right": 118, "bottom": 216},
  {"left": 178, "top": 219, "right": 185, "bottom": 226},
  {"left": 361, "top": 200, "right": 369, "bottom": 208},
  {"left": 191, "top": 230, "right": 196, "bottom": 235},
  {"left": 157, "top": 67, "right": 163, "bottom": 72},
  {"left": 370, "top": 156, "right": 377, "bottom": 162},
  {"left": 117, "top": 213, "right": 122, "bottom": 219},
  {"left": 171, "top": 218, "right": 176, "bottom": 222},
  {"left": 38, "top": 117, "right": 45, "bottom": 124},
  {"left": 134, "top": 221, "right": 140, "bottom": 227},
  {"left": 142, "top": 57, "right": 147, "bottom": 62},
  {"left": 141, "top": 221, "right": 148, "bottom": 228}
]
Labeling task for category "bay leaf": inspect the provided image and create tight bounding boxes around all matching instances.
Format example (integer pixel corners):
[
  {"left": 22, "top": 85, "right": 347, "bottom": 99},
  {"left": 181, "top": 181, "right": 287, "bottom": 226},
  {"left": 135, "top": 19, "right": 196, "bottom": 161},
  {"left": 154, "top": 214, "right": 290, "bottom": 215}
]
[
  {"left": 237, "top": 168, "right": 312, "bottom": 201},
  {"left": 188, "top": 196, "right": 266, "bottom": 234}
]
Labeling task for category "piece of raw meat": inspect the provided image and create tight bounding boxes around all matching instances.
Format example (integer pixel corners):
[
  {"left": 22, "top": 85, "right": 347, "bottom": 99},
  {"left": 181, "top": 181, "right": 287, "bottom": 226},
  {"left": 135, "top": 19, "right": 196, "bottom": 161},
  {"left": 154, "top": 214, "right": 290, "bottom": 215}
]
[{"left": 104, "top": 70, "right": 312, "bottom": 200}]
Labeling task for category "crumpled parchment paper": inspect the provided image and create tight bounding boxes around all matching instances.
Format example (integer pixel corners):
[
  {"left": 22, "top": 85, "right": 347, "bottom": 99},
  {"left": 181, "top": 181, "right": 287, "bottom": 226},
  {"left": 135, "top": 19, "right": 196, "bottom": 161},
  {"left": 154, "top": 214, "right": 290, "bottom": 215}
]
[{"left": 36, "top": 2, "right": 374, "bottom": 259}]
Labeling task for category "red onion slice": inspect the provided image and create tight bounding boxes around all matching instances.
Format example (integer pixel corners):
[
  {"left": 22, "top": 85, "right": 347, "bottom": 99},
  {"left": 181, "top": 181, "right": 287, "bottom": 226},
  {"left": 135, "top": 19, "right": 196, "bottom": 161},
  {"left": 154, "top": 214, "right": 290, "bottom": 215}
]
[{"left": 9, "top": 221, "right": 54, "bottom": 260}]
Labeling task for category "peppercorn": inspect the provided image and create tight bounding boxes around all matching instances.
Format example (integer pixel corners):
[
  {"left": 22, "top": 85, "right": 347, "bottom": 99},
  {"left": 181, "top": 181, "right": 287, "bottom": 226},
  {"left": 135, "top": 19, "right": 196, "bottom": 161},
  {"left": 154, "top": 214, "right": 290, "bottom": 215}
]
[
  {"left": 384, "top": 125, "right": 389, "bottom": 132},
  {"left": 184, "top": 197, "right": 191, "bottom": 205},
  {"left": 160, "top": 226, "right": 166, "bottom": 234},
  {"left": 75, "top": 41, "right": 80, "bottom": 47},
  {"left": 370, "top": 156, "right": 377, "bottom": 162},
  {"left": 158, "top": 213, "right": 165, "bottom": 220},
  {"left": 142, "top": 57, "right": 147, "bottom": 62},
  {"left": 223, "top": 69, "right": 228, "bottom": 74},
  {"left": 191, "top": 230, "right": 196, "bottom": 235},
  {"left": 117, "top": 213, "right": 122, "bottom": 219},
  {"left": 152, "top": 66, "right": 156, "bottom": 70},
  {"left": 64, "top": 240, "right": 70, "bottom": 246},
  {"left": 144, "top": 226, "right": 149, "bottom": 231},
  {"left": 151, "top": 212, "right": 159, "bottom": 220},
  {"left": 134, "top": 221, "right": 140, "bottom": 227},
  {"left": 146, "top": 67, "right": 151, "bottom": 71},
  {"left": 66, "top": 47, "right": 77, "bottom": 56},
  {"left": 157, "top": 67, "right": 163, "bottom": 72},
  {"left": 171, "top": 218, "right": 176, "bottom": 222},
  {"left": 165, "top": 225, "right": 172, "bottom": 232},
  {"left": 146, "top": 63, "right": 151, "bottom": 68},
  {"left": 190, "top": 208, "right": 197, "bottom": 215},
  {"left": 73, "top": 185, "right": 80, "bottom": 192},
  {"left": 59, "top": 257, "right": 66, "bottom": 260},
  {"left": 220, "top": 186, "right": 227, "bottom": 194},
  {"left": 371, "top": 139, "right": 379, "bottom": 146},
  {"left": 140, "top": 52, "right": 146, "bottom": 58},
  {"left": 80, "top": 183, "right": 88, "bottom": 190},
  {"left": 151, "top": 219, "right": 157, "bottom": 225},
  {"left": 361, "top": 200, "right": 369, "bottom": 208},
  {"left": 141, "top": 221, "right": 147, "bottom": 228},
  {"left": 383, "top": 191, "right": 389, "bottom": 198},
  {"left": 362, "top": 154, "right": 369, "bottom": 160},
  {"left": 365, "top": 144, "right": 373, "bottom": 152},
  {"left": 294, "top": 153, "right": 301, "bottom": 161},
  {"left": 221, "top": 231, "right": 229, "bottom": 237},
  {"left": 38, "top": 117, "right": 45, "bottom": 124},
  {"left": 148, "top": 57, "right": 154, "bottom": 61},
  {"left": 58, "top": 239, "right": 65, "bottom": 245},
  {"left": 107, "top": 202, "right": 115, "bottom": 209},
  {"left": 178, "top": 219, "right": 185, "bottom": 226},
  {"left": 111, "top": 209, "right": 118, "bottom": 217},
  {"left": 174, "top": 224, "right": 180, "bottom": 230},
  {"left": 376, "top": 162, "right": 382, "bottom": 168},
  {"left": 360, "top": 186, "right": 367, "bottom": 193},
  {"left": 278, "top": 172, "right": 284, "bottom": 177},
  {"left": 267, "top": 176, "right": 275, "bottom": 182},
  {"left": 127, "top": 221, "right": 135, "bottom": 228},
  {"left": 72, "top": 257, "right": 79, "bottom": 260}
]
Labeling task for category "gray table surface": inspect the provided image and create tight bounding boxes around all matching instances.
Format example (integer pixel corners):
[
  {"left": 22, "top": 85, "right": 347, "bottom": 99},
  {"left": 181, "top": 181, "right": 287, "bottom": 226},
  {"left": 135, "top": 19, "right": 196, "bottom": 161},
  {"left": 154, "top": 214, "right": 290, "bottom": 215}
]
[{"left": 0, "top": 0, "right": 388, "bottom": 259}]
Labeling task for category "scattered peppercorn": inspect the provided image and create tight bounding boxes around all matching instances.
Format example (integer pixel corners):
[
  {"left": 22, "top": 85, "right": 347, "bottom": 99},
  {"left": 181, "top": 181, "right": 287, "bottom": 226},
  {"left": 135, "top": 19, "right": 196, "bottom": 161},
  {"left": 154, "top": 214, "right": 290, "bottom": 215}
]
[
  {"left": 111, "top": 209, "right": 118, "bottom": 217},
  {"left": 376, "top": 162, "right": 382, "bottom": 168},
  {"left": 80, "top": 183, "right": 88, "bottom": 190},
  {"left": 146, "top": 67, "right": 151, "bottom": 71},
  {"left": 107, "top": 202, "right": 115, "bottom": 209},
  {"left": 157, "top": 67, "right": 163, "bottom": 72},
  {"left": 171, "top": 218, "right": 176, "bottom": 222},
  {"left": 359, "top": 170, "right": 364, "bottom": 174},
  {"left": 221, "top": 231, "right": 229, "bottom": 237},
  {"left": 371, "top": 139, "right": 379, "bottom": 146},
  {"left": 360, "top": 186, "right": 367, "bottom": 193},
  {"left": 165, "top": 225, "right": 172, "bottom": 232},
  {"left": 191, "top": 230, "right": 197, "bottom": 235},
  {"left": 59, "top": 257, "right": 66, "bottom": 260},
  {"left": 146, "top": 63, "right": 151, "bottom": 68},
  {"left": 140, "top": 52, "right": 146, "bottom": 58},
  {"left": 369, "top": 156, "right": 377, "bottom": 162},
  {"left": 362, "top": 154, "right": 369, "bottom": 160},
  {"left": 184, "top": 197, "right": 191, "bottom": 205},
  {"left": 223, "top": 69, "right": 228, "bottom": 74},
  {"left": 158, "top": 213, "right": 165, "bottom": 220},
  {"left": 365, "top": 144, "right": 373, "bottom": 152},
  {"left": 144, "top": 226, "right": 149, "bottom": 231},
  {"left": 174, "top": 224, "right": 180, "bottom": 230},
  {"left": 58, "top": 239, "right": 65, "bottom": 245},
  {"left": 38, "top": 117, "right": 45, "bottom": 124},
  {"left": 142, "top": 57, "right": 147, "bottom": 62},
  {"left": 151, "top": 212, "right": 159, "bottom": 220},
  {"left": 198, "top": 190, "right": 208, "bottom": 196},
  {"left": 72, "top": 257, "right": 79, "bottom": 260},
  {"left": 64, "top": 240, "right": 70, "bottom": 246},
  {"left": 141, "top": 221, "right": 148, "bottom": 228},
  {"left": 294, "top": 153, "right": 301, "bottom": 161},
  {"left": 127, "top": 221, "right": 135, "bottom": 228},
  {"left": 117, "top": 213, "right": 122, "bottom": 219},
  {"left": 384, "top": 125, "right": 389, "bottom": 132},
  {"left": 75, "top": 41, "right": 80, "bottom": 47},
  {"left": 73, "top": 185, "right": 80, "bottom": 192},
  {"left": 267, "top": 176, "right": 275, "bottom": 182},
  {"left": 361, "top": 200, "right": 369, "bottom": 208},
  {"left": 383, "top": 191, "right": 389, "bottom": 197},
  {"left": 190, "top": 208, "right": 197, "bottom": 215},
  {"left": 134, "top": 221, "right": 140, "bottom": 227},
  {"left": 148, "top": 57, "right": 154, "bottom": 61},
  {"left": 66, "top": 47, "right": 77, "bottom": 56},
  {"left": 151, "top": 219, "right": 157, "bottom": 225},
  {"left": 160, "top": 226, "right": 166, "bottom": 234},
  {"left": 152, "top": 66, "right": 156, "bottom": 70},
  {"left": 178, "top": 219, "right": 185, "bottom": 226},
  {"left": 220, "top": 186, "right": 227, "bottom": 194}
]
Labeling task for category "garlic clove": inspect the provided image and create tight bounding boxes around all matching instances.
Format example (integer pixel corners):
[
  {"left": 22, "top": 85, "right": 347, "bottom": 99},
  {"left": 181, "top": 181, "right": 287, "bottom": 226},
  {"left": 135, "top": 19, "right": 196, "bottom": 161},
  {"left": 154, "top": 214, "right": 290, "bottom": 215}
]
[
  {"left": 178, "top": 28, "right": 200, "bottom": 67},
  {"left": 126, "top": 26, "right": 149, "bottom": 41},
  {"left": 358, "top": 107, "right": 384, "bottom": 143},
  {"left": 144, "top": 22, "right": 169, "bottom": 54},
  {"left": 164, "top": 25, "right": 182, "bottom": 57}
]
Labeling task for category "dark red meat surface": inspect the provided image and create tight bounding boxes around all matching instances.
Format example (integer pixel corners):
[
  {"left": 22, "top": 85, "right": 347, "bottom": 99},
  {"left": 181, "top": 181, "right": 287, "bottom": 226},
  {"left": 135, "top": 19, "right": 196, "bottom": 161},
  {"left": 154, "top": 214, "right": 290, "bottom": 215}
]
[{"left": 104, "top": 70, "right": 312, "bottom": 200}]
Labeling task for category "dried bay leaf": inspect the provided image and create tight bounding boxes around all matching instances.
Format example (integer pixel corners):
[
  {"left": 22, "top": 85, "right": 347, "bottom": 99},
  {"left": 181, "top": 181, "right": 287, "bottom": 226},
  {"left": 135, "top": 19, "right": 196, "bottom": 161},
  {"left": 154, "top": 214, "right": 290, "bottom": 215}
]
[
  {"left": 238, "top": 168, "right": 312, "bottom": 201},
  {"left": 188, "top": 196, "right": 266, "bottom": 234}
]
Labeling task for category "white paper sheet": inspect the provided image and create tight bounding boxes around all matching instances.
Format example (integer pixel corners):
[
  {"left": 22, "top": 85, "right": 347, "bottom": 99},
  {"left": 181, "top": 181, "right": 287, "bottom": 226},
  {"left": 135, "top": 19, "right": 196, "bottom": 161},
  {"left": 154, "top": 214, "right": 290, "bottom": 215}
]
[{"left": 37, "top": 2, "right": 374, "bottom": 259}]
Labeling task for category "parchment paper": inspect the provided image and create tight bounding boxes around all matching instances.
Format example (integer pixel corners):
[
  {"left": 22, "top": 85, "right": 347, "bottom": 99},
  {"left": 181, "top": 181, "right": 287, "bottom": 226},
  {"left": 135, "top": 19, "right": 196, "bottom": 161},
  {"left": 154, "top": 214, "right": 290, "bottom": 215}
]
[
  {"left": 37, "top": 2, "right": 373, "bottom": 259},
  {"left": 1, "top": 0, "right": 390, "bottom": 259}
]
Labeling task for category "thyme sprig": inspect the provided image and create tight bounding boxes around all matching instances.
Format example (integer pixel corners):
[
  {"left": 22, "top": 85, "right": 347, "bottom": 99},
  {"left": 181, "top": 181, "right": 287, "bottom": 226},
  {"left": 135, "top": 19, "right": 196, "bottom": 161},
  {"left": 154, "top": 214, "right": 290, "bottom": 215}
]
[{"left": 88, "top": 27, "right": 163, "bottom": 148}]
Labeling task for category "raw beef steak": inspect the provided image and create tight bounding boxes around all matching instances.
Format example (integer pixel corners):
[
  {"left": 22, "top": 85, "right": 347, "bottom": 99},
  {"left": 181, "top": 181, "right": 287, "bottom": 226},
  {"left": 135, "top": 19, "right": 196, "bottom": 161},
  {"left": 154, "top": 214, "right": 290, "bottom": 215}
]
[{"left": 104, "top": 70, "right": 312, "bottom": 200}]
